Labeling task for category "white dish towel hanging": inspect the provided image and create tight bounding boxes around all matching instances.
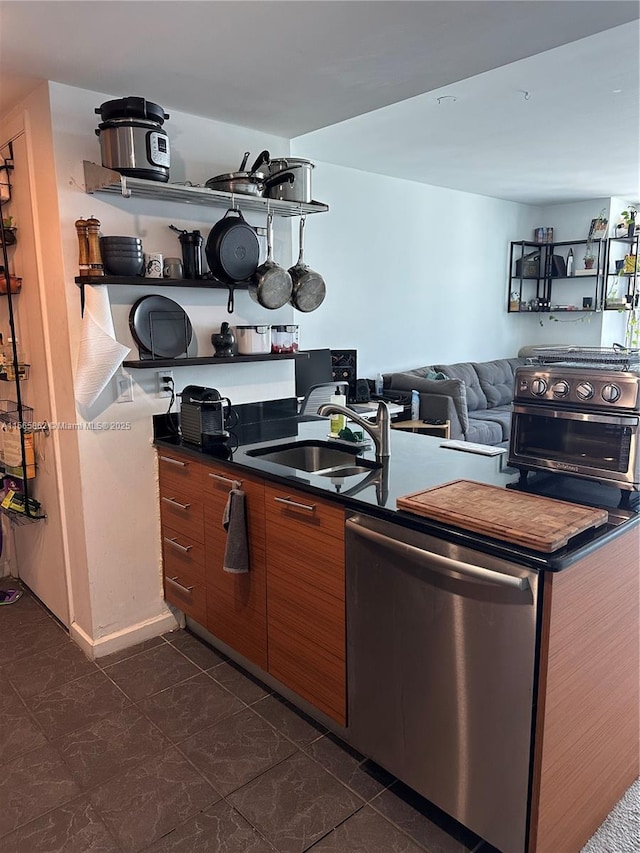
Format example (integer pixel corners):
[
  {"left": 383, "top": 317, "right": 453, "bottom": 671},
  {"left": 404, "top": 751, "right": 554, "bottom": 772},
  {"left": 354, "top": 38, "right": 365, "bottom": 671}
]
[{"left": 75, "top": 285, "right": 130, "bottom": 409}]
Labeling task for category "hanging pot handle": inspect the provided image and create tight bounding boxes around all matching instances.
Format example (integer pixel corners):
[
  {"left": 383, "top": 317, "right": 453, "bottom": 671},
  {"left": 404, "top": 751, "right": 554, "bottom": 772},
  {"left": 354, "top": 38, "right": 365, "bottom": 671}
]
[
  {"left": 239, "top": 151, "right": 250, "bottom": 171},
  {"left": 226, "top": 283, "right": 235, "bottom": 314},
  {"left": 297, "top": 215, "right": 306, "bottom": 266},
  {"left": 248, "top": 150, "right": 270, "bottom": 176},
  {"left": 223, "top": 207, "right": 246, "bottom": 222}
]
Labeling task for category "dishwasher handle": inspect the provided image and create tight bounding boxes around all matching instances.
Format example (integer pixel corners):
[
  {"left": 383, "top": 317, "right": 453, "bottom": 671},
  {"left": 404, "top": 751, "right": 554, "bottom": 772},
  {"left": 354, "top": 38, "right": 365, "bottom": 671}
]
[{"left": 346, "top": 517, "right": 530, "bottom": 591}]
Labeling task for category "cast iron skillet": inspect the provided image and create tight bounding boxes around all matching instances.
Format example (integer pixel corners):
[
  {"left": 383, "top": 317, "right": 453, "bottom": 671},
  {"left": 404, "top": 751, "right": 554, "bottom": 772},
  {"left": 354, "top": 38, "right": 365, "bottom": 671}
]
[{"left": 205, "top": 208, "right": 260, "bottom": 287}]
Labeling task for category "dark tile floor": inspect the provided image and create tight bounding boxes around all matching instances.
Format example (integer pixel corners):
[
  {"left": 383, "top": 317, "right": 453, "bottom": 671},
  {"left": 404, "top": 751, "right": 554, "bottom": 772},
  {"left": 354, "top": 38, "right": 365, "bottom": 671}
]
[{"left": 0, "top": 580, "right": 490, "bottom": 853}]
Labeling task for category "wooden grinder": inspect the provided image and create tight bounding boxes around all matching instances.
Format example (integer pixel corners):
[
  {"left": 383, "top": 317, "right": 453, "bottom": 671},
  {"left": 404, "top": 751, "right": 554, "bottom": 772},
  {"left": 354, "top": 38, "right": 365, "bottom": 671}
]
[{"left": 86, "top": 216, "right": 104, "bottom": 276}]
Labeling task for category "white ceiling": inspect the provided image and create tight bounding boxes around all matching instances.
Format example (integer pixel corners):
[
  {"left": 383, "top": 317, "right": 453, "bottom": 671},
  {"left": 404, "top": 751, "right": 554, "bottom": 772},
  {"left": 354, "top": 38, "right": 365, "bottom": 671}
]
[{"left": 1, "top": 1, "right": 638, "bottom": 205}]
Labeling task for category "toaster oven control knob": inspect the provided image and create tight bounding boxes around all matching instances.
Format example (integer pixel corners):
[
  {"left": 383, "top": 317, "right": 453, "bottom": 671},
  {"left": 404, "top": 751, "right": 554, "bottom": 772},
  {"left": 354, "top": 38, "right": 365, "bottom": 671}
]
[
  {"left": 575, "top": 381, "right": 594, "bottom": 401},
  {"left": 601, "top": 383, "right": 621, "bottom": 404},
  {"left": 552, "top": 380, "right": 570, "bottom": 398},
  {"left": 531, "top": 378, "right": 548, "bottom": 396}
]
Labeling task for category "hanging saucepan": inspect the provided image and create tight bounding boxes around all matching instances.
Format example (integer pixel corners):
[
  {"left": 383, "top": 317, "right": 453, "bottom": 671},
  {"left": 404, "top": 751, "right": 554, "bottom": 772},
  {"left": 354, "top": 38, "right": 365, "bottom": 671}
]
[
  {"left": 249, "top": 212, "right": 293, "bottom": 309},
  {"left": 288, "top": 216, "right": 326, "bottom": 312},
  {"left": 204, "top": 150, "right": 271, "bottom": 197}
]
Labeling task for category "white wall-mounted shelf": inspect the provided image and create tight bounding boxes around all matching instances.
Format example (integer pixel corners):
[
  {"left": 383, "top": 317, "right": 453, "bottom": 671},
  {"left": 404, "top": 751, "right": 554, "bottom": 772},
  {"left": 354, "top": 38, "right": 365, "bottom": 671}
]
[{"left": 82, "top": 161, "right": 329, "bottom": 218}]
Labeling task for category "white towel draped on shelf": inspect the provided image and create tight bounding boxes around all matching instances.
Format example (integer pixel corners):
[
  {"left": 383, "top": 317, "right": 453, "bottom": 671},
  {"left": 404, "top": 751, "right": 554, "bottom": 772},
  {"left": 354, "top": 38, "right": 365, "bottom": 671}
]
[{"left": 74, "top": 285, "right": 130, "bottom": 409}]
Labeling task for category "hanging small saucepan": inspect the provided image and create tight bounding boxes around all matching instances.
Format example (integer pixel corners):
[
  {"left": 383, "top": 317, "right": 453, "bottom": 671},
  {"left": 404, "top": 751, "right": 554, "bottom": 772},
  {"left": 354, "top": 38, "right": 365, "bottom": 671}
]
[
  {"left": 249, "top": 212, "right": 293, "bottom": 309},
  {"left": 288, "top": 216, "right": 326, "bottom": 312}
]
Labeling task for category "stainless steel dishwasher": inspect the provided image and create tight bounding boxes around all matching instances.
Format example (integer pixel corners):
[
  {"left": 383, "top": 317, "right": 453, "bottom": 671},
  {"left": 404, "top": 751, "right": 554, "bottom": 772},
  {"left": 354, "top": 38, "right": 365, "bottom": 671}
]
[{"left": 346, "top": 513, "right": 539, "bottom": 853}]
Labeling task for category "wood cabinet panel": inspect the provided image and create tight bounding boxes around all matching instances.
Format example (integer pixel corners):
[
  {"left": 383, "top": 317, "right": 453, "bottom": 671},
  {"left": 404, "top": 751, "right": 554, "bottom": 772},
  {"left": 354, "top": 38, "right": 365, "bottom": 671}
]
[
  {"left": 268, "top": 624, "right": 346, "bottom": 724},
  {"left": 268, "top": 568, "right": 345, "bottom": 659},
  {"left": 265, "top": 483, "right": 346, "bottom": 723},
  {"left": 161, "top": 525, "right": 205, "bottom": 580},
  {"left": 265, "top": 485, "right": 345, "bottom": 599},
  {"left": 163, "top": 562, "right": 206, "bottom": 626},
  {"left": 206, "top": 584, "right": 267, "bottom": 670},
  {"left": 530, "top": 526, "right": 640, "bottom": 853},
  {"left": 160, "top": 491, "right": 204, "bottom": 544},
  {"left": 158, "top": 449, "right": 205, "bottom": 495},
  {"left": 202, "top": 463, "right": 267, "bottom": 669}
]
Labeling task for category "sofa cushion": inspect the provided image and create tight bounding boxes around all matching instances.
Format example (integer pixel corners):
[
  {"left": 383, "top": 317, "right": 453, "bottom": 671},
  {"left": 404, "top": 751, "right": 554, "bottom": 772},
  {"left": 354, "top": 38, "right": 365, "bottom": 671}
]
[
  {"left": 469, "top": 406, "right": 512, "bottom": 441},
  {"left": 474, "top": 358, "right": 524, "bottom": 408},
  {"left": 466, "top": 417, "right": 503, "bottom": 446},
  {"left": 388, "top": 372, "right": 469, "bottom": 433},
  {"left": 434, "top": 362, "right": 488, "bottom": 412}
]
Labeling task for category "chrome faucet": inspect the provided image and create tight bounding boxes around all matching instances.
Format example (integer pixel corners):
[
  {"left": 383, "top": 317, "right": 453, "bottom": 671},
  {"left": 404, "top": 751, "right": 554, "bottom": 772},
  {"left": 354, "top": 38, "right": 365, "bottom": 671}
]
[{"left": 316, "top": 400, "right": 391, "bottom": 459}]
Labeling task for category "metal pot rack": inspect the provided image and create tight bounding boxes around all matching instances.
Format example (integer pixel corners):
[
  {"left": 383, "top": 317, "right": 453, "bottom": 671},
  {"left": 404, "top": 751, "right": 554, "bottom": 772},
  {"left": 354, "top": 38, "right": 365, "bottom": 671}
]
[{"left": 83, "top": 162, "right": 329, "bottom": 217}]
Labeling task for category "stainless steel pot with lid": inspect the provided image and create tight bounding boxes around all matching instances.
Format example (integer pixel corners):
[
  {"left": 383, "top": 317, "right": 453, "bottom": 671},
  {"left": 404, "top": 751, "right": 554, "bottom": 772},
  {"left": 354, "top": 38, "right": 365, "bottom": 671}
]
[{"left": 265, "top": 157, "right": 314, "bottom": 203}]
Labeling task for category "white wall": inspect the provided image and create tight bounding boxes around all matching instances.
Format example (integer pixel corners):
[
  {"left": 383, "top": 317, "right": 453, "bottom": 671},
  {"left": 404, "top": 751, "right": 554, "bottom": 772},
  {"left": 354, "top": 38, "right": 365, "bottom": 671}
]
[
  {"left": 289, "top": 159, "right": 612, "bottom": 375},
  {"left": 48, "top": 82, "right": 294, "bottom": 652}
]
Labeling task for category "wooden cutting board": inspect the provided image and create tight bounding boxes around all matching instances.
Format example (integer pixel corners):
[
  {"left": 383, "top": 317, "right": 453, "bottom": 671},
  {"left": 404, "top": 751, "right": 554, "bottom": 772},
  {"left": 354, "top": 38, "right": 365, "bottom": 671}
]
[{"left": 396, "top": 480, "right": 608, "bottom": 553}]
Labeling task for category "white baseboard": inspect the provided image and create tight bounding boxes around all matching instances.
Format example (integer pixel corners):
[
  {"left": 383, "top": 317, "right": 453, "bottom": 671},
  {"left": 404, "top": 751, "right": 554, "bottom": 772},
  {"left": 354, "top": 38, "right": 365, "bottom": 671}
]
[{"left": 70, "top": 609, "right": 179, "bottom": 660}]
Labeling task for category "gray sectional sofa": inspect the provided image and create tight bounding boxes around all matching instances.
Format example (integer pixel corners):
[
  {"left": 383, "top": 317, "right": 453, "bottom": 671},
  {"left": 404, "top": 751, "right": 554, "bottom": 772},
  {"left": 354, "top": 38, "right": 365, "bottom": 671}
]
[{"left": 384, "top": 357, "right": 527, "bottom": 447}]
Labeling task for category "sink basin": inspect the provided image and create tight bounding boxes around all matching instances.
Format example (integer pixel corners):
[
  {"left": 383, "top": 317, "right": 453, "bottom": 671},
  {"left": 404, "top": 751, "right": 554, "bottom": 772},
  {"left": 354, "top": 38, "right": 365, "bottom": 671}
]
[{"left": 246, "top": 439, "right": 379, "bottom": 476}]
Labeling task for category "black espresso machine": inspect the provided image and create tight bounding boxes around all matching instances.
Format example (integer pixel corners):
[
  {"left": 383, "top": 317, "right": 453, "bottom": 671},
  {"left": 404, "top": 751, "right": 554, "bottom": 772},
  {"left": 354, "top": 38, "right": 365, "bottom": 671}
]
[{"left": 180, "top": 385, "right": 234, "bottom": 447}]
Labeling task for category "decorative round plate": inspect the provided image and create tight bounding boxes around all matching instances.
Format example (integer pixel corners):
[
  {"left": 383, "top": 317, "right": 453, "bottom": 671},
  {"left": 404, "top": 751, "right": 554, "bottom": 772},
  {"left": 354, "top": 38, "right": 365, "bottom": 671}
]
[{"left": 129, "top": 295, "right": 193, "bottom": 358}]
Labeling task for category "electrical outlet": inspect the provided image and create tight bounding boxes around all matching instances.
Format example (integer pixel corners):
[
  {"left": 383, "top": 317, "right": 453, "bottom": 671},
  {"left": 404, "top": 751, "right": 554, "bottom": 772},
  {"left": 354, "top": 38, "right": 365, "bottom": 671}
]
[
  {"left": 116, "top": 373, "right": 134, "bottom": 403},
  {"left": 156, "top": 370, "right": 174, "bottom": 398}
]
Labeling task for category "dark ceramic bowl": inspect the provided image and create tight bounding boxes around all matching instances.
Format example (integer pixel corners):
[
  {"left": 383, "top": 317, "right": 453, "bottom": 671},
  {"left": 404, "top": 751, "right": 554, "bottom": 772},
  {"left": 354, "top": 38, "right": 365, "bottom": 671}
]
[{"left": 103, "top": 255, "right": 145, "bottom": 276}]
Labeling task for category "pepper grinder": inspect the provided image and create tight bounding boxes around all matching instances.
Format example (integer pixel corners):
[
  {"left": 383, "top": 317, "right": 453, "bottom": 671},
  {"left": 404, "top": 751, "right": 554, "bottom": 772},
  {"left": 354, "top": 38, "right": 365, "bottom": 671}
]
[
  {"left": 86, "top": 216, "right": 104, "bottom": 277},
  {"left": 75, "top": 218, "right": 90, "bottom": 278}
]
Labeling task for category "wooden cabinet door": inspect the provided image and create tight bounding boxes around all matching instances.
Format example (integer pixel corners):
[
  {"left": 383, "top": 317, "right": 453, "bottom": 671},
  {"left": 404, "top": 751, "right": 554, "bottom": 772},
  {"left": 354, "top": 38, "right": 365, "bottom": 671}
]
[
  {"left": 203, "top": 464, "right": 267, "bottom": 670},
  {"left": 265, "top": 484, "right": 346, "bottom": 724}
]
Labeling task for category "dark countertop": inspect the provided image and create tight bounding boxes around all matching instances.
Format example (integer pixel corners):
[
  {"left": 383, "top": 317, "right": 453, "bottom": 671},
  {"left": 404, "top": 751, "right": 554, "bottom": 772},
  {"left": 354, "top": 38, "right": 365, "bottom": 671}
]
[{"left": 155, "top": 415, "right": 638, "bottom": 573}]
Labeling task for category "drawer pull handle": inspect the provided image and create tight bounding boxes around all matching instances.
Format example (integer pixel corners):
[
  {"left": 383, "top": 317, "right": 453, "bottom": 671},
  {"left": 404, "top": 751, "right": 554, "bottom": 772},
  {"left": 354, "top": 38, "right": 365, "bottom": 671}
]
[
  {"left": 166, "top": 575, "right": 194, "bottom": 594},
  {"left": 274, "top": 496, "right": 316, "bottom": 513},
  {"left": 164, "top": 536, "right": 192, "bottom": 554},
  {"left": 159, "top": 456, "right": 187, "bottom": 468},
  {"left": 209, "top": 472, "right": 242, "bottom": 488},
  {"left": 162, "top": 496, "right": 191, "bottom": 510}
]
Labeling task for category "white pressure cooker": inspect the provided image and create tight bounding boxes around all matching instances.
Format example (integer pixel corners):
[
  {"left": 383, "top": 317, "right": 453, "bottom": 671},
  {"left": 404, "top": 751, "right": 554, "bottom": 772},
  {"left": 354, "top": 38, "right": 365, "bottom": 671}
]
[{"left": 95, "top": 96, "right": 171, "bottom": 183}]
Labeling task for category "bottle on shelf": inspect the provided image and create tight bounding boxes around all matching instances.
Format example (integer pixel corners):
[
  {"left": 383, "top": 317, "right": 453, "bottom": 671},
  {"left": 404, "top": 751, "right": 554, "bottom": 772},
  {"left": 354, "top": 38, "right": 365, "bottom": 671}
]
[
  {"left": 374, "top": 373, "right": 384, "bottom": 396},
  {"left": 566, "top": 249, "right": 574, "bottom": 277}
]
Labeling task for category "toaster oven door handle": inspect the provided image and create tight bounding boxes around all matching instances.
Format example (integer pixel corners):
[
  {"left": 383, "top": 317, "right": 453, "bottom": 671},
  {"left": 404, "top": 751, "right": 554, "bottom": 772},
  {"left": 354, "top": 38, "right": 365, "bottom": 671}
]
[{"left": 512, "top": 404, "right": 638, "bottom": 426}]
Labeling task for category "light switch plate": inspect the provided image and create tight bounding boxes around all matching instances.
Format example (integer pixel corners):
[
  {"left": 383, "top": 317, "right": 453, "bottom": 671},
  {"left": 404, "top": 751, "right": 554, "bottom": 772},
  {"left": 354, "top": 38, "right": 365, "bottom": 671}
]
[{"left": 116, "top": 372, "right": 134, "bottom": 403}]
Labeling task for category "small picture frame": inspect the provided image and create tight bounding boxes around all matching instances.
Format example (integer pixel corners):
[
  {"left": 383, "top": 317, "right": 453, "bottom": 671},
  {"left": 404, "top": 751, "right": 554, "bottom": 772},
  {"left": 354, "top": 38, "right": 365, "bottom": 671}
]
[{"left": 588, "top": 217, "right": 608, "bottom": 241}]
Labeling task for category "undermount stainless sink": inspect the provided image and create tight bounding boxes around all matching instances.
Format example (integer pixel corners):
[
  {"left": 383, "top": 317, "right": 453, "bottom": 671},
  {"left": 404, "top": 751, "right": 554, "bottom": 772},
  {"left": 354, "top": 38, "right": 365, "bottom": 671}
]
[{"left": 246, "top": 440, "right": 381, "bottom": 477}]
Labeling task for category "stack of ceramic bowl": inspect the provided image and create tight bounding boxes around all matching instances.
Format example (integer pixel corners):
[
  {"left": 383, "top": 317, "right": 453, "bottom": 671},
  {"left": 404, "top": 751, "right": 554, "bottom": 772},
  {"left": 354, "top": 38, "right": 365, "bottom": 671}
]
[{"left": 100, "top": 236, "right": 144, "bottom": 276}]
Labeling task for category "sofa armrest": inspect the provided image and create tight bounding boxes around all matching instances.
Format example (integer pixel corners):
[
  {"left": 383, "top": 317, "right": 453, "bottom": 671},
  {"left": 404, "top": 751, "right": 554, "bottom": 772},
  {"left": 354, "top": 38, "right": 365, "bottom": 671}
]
[
  {"left": 387, "top": 372, "right": 469, "bottom": 436},
  {"left": 418, "top": 393, "right": 464, "bottom": 439}
]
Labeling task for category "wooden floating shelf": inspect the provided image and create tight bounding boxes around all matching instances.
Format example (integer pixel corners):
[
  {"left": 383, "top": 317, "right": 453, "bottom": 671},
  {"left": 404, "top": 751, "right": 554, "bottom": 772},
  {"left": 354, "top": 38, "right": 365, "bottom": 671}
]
[{"left": 75, "top": 276, "right": 247, "bottom": 290}]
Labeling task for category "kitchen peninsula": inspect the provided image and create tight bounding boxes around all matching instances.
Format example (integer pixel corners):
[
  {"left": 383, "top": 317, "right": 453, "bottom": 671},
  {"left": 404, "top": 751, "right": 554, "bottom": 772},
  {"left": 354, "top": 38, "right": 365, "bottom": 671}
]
[{"left": 155, "top": 418, "right": 639, "bottom": 853}]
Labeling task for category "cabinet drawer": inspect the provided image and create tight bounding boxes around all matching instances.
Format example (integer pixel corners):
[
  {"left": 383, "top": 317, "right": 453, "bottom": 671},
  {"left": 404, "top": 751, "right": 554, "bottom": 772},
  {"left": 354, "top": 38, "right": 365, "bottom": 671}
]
[
  {"left": 160, "top": 491, "right": 204, "bottom": 544},
  {"left": 164, "top": 563, "right": 206, "bottom": 625},
  {"left": 162, "top": 525, "right": 205, "bottom": 580},
  {"left": 265, "top": 484, "right": 345, "bottom": 541},
  {"left": 158, "top": 450, "right": 204, "bottom": 496},
  {"left": 265, "top": 485, "right": 344, "bottom": 599},
  {"left": 269, "top": 624, "right": 346, "bottom": 725},
  {"left": 207, "top": 585, "right": 267, "bottom": 670}
]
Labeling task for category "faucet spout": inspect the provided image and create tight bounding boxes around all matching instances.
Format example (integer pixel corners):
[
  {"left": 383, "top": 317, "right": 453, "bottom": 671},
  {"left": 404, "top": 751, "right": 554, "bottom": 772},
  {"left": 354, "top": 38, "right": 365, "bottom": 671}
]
[{"left": 316, "top": 400, "right": 391, "bottom": 459}]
